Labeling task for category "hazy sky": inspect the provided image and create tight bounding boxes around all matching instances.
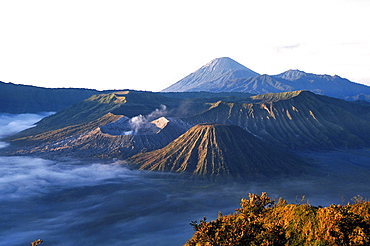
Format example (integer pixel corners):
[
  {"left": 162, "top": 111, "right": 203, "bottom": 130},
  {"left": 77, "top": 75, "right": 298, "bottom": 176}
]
[{"left": 0, "top": 0, "right": 369, "bottom": 91}]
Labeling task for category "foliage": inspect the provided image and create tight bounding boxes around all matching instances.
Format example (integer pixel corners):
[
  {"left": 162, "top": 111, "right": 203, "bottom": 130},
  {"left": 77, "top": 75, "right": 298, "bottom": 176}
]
[
  {"left": 31, "top": 239, "right": 43, "bottom": 246},
  {"left": 185, "top": 193, "right": 370, "bottom": 246}
]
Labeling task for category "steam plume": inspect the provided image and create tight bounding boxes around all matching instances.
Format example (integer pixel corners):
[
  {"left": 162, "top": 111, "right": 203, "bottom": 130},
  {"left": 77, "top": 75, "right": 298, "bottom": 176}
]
[{"left": 129, "top": 105, "right": 167, "bottom": 134}]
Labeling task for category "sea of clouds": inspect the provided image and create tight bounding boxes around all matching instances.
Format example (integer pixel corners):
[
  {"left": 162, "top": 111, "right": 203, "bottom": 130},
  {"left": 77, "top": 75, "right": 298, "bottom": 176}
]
[{"left": 0, "top": 113, "right": 369, "bottom": 245}]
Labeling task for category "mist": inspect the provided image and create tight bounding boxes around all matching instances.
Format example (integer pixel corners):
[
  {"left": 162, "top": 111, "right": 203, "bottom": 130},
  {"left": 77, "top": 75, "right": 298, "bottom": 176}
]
[
  {"left": 0, "top": 114, "right": 369, "bottom": 245},
  {"left": 0, "top": 112, "right": 54, "bottom": 139},
  {"left": 0, "top": 112, "right": 54, "bottom": 149}
]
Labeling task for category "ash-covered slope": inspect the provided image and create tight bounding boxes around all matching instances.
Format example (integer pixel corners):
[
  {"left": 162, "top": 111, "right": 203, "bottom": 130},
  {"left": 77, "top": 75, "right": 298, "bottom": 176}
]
[
  {"left": 6, "top": 115, "right": 189, "bottom": 159},
  {"left": 5, "top": 90, "right": 196, "bottom": 143},
  {"left": 128, "top": 123, "right": 308, "bottom": 181},
  {"left": 161, "top": 57, "right": 259, "bottom": 92},
  {"left": 182, "top": 91, "right": 370, "bottom": 150}
]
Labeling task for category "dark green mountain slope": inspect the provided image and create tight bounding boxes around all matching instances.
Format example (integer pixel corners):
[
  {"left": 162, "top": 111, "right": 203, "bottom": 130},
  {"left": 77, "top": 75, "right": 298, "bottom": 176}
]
[
  {"left": 0, "top": 81, "right": 107, "bottom": 113},
  {"left": 182, "top": 91, "right": 370, "bottom": 150},
  {"left": 128, "top": 123, "right": 308, "bottom": 181}
]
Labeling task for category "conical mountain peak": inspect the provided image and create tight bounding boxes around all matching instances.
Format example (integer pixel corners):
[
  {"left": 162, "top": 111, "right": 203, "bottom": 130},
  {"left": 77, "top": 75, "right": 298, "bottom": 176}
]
[
  {"left": 128, "top": 123, "right": 307, "bottom": 181},
  {"left": 161, "top": 57, "right": 259, "bottom": 92},
  {"left": 201, "top": 57, "right": 251, "bottom": 72}
]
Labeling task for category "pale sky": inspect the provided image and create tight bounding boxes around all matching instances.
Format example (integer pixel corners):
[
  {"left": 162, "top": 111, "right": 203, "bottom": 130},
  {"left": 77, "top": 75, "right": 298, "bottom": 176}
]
[{"left": 0, "top": 0, "right": 369, "bottom": 92}]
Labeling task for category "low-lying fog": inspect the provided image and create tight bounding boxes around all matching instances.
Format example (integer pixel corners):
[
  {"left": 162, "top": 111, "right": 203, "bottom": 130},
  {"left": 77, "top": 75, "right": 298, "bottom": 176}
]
[{"left": 0, "top": 113, "right": 369, "bottom": 246}]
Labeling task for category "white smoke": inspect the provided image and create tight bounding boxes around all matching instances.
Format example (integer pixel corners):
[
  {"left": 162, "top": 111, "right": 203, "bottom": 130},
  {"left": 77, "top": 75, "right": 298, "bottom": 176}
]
[{"left": 129, "top": 105, "right": 167, "bottom": 134}]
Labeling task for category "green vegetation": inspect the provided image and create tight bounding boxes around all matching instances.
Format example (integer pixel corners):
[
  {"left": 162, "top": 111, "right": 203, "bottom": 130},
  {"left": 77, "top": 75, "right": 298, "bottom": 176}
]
[
  {"left": 250, "top": 90, "right": 304, "bottom": 102},
  {"left": 185, "top": 193, "right": 370, "bottom": 246}
]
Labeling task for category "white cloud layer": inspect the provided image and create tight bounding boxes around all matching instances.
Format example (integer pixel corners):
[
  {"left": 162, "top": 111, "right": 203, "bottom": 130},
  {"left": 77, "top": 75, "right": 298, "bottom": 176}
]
[{"left": 0, "top": 112, "right": 54, "bottom": 139}]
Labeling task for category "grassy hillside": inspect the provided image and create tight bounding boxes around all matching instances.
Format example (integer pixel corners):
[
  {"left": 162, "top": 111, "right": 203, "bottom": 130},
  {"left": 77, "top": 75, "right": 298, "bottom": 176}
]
[{"left": 185, "top": 192, "right": 370, "bottom": 246}]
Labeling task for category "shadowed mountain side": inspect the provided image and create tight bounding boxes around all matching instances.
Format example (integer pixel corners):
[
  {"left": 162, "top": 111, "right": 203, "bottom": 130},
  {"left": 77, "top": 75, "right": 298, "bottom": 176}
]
[
  {"left": 181, "top": 91, "right": 370, "bottom": 150},
  {"left": 0, "top": 81, "right": 110, "bottom": 114},
  {"left": 5, "top": 116, "right": 188, "bottom": 159},
  {"left": 128, "top": 123, "right": 309, "bottom": 182}
]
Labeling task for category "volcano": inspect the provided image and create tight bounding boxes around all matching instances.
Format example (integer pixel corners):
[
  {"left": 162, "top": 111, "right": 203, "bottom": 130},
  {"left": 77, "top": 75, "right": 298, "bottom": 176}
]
[
  {"left": 161, "top": 57, "right": 259, "bottom": 92},
  {"left": 128, "top": 123, "right": 308, "bottom": 181}
]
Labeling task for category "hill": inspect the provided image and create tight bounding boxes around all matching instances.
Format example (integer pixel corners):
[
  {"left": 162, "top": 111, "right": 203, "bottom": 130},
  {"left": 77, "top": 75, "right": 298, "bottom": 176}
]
[
  {"left": 128, "top": 123, "right": 309, "bottom": 181},
  {"left": 161, "top": 57, "right": 259, "bottom": 92}
]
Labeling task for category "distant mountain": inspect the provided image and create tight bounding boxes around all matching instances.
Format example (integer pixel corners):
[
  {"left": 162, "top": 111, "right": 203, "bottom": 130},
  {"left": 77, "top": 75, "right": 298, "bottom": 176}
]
[
  {"left": 0, "top": 81, "right": 109, "bottom": 113},
  {"left": 128, "top": 123, "right": 308, "bottom": 181},
  {"left": 228, "top": 70, "right": 370, "bottom": 101},
  {"left": 274, "top": 70, "right": 370, "bottom": 101},
  {"left": 161, "top": 58, "right": 370, "bottom": 102},
  {"left": 161, "top": 57, "right": 260, "bottom": 92}
]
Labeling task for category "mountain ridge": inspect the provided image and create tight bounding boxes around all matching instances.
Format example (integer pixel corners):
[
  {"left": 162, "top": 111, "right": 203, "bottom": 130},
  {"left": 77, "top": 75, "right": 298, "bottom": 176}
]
[
  {"left": 182, "top": 90, "right": 370, "bottom": 150},
  {"left": 161, "top": 58, "right": 370, "bottom": 102},
  {"left": 0, "top": 81, "right": 120, "bottom": 113}
]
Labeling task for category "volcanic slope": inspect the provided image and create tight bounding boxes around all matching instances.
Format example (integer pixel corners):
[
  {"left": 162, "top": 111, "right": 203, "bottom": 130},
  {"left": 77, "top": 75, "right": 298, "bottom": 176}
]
[
  {"left": 161, "top": 57, "right": 259, "bottom": 92},
  {"left": 128, "top": 123, "right": 309, "bottom": 181},
  {"left": 182, "top": 90, "right": 370, "bottom": 150},
  {"left": 10, "top": 116, "right": 189, "bottom": 159}
]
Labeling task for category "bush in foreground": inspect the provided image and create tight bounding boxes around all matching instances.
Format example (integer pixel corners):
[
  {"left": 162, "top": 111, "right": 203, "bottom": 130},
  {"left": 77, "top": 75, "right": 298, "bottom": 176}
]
[{"left": 185, "top": 193, "right": 370, "bottom": 246}]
